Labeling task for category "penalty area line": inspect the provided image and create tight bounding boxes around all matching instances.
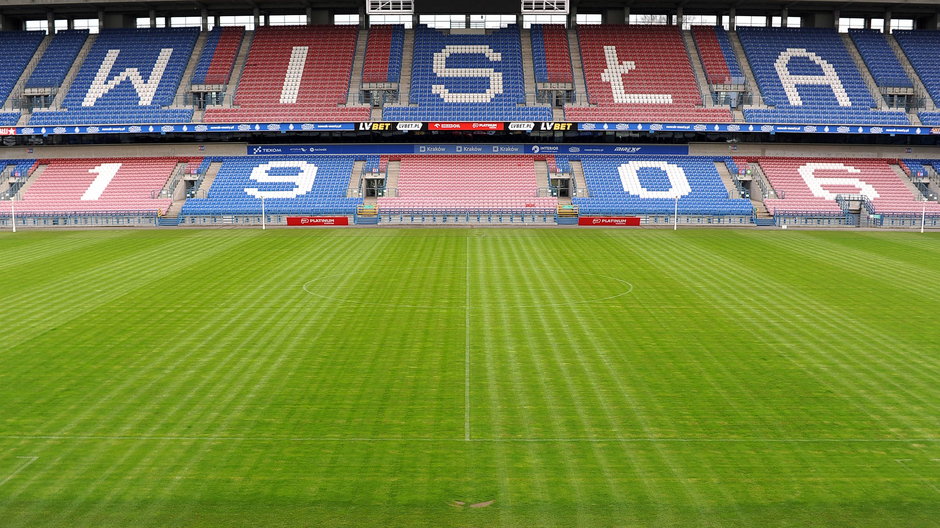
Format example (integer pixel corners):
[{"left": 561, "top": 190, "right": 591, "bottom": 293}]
[{"left": 0, "top": 456, "right": 38, "bottom": 487}]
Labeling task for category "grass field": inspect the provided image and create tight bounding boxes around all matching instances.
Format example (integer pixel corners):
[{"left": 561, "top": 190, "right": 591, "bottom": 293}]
[{"left": 1, "top": 227, "right": 939, "bottom": 527}]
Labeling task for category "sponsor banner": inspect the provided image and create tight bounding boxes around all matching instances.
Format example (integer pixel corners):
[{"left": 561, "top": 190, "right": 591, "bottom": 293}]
[
  {"left": 286, "top": 216, "right": 349, "bottom": 226},
  {"left": 249, "top": 144, "right": 415, "bottom": 155},
  {"left": 528, "top": 144, "right": 690, "bottom": 155},
  {"left": 415, "top": 144, "right": 524, "bottom": 154},
  {"left": 428, "top": 122, "right": 504, "bottom": 131},
  {"left": 250, "top": 144, "right": 689, "bottom": 156},
  {"left": 8, "top": 121, "right": 939, "bottom": 137},
  {"left": 576, "top": 122, "right": 935, "bottom": 136},
  {"left": 579, "top": 217, "right": 642, "bottom": 226},
  {"left": 508, "top": 122, "right": 535, "bottom": 131}
]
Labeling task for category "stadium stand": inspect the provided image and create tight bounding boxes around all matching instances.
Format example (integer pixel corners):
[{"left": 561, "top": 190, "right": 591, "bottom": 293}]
[
  {"left": 847, "top": 30, "right": 913, "bottom": 89},
  {"left": 691, "top": 26, "right": 745, "bottom": 85},
  {"left": 565, "top": 25, "right": 732, "bottom": 123},
  {"left": 0, "top": 31, "right": 46, "bottom": 124},
  {"left": 25, "top": 30, "right": 90, "bottom": 90},
  {"left": 382, "top": 25, "right": 553, "bottom": 121},
  {"left": 531, "top": 25, "right": 573, "bottom": 84},
  {"left": 737, "top": 28, "right": 909, "bottom": 125},
  {"left": 362, "top": 25, "right": 405, "bottom": 84},
  {"left": 376, "top": 155, "right": 557, "bottom": 211},
  {"left": 203, "top": 25, "right": 370, "bottom": 122},
  {"left": 0, "top": 158, "right": 178, "bottom": 215},
  {"left": 0, "top": 31, "right": 46, "bottom": 100},
  {"left": 892, "top": 31, "right": 940, "bottom": 125},
  {"left": 569, "top": 156, "right": 753, "bottom": 215},
  {"left": 180, "top": 156, "right": 364, "bottom": 215},
  {"left": 191, "top": 26, "right": 245, "bottom": 86},
  {"left": 753, "top": 157, "right": 940, "bottom": 215},
  {"left": 29, "top": 28, "right": 197, "bottom": 125}
]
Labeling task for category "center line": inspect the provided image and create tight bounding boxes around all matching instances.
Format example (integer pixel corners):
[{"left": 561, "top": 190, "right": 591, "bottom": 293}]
[{"left": 465, "top": 235, "right": 471, "bottom": 441}]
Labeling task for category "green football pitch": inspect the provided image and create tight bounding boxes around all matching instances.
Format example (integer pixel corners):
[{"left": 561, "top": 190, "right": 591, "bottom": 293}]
[{"left": 1, "top": 227, "right": 939, "bottom": 527}]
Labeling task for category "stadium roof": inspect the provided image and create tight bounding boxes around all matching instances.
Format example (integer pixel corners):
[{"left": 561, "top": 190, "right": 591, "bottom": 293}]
[{"left": 0, "top": 0, "right": 937, "bottom": 17}]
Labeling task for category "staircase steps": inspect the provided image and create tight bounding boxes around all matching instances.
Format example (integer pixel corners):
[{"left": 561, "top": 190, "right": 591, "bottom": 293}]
[
  {"left": 683, "top": 30, "right": 714, "bottom": 108},
  {"left": 195, "top": 161, "right": 222, "bottom": 198},
  {"left": 3, "top": 34, "right": 53, "bottom": 110},
  {"left": 728, "top": 31, "right": 765, "bottom": 108},
  {"left": 346, "top": 29, "right": 368, "bottom": 106},
  {"left": 841, "top": 34, "right": 890, "bottom": 110},
  {"left": 386, "top": 160, "right": 401, "bottom": 191},
  {"left": 175, "top": 30, "right": 209, "bottom": 108},
  {"left": 570, "top": 160, "right": 588, "bottom": 197},
  {"left": 222, "top": 30, "right": 253, "bottom": 108},
  {"left": 398, "top": 29, "right": 415, "bottom": 105},
  {"left": 892, "top": 163, "right": 928, "bottom": 199},
  {"left": 520, "top": 28, "right": 538, "bottom": 106},
  {"left": 50, "top": 34, "right": 97, "bottom": 111},
  {"left": 348, "top": 160, "right": 366, "bottom": 198},
  {"left": 714, "top": 161, "right": 739, "bottom": 196},
  {"left": 886, "top": 34, "right": 936, "bottom": 111},
  {"left": 14, "top": 164, "right": 44, "bottom": 199},
  {"left": 567, "top": 28, "right": 589, "bottom": 105}
]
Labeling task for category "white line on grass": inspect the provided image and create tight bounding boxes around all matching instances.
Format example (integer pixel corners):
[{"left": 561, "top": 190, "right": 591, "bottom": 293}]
[
  {"left": 894, "top": 459, "right": 940, "bottom": 495},
  {"left": 2, "top": 435, "right": 939, "bottom": 443},
  {"left": 465, "top": 235, "right": 471, "bottom": 442},
  {"left": 0, "top": 456, "right": 38, "bottom": 487}
]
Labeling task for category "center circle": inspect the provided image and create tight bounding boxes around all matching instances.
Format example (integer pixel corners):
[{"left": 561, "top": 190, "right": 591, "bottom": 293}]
[{"left": 302, "top": 267, "right": 633, "bottom": 309}]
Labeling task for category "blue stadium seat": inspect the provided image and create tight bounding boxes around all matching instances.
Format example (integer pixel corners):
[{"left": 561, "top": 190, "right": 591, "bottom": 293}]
[
  {"left": 738, "top": 28, "right": 909, "bottom": 125},
  {"left": 893, "top": 31, "right": 940, "bottom": 125},
  {"left": 848, "top": 30, "right": 912, "bottom": 89},
  {"left": 30, "top": 28, "right": 198, "bottom": 126},
  {"left": 0, "top": 31, "right": 45, "bottom": 107},
  {"left": 383, "top": 25, "right": 552, "bottom": 121},
  {"left": 180, "top": 156, "right": 366, "bottom": 216},
  {"left": 26, "top": 30, "right": 89, "bottom": 89},
  {"left": 569, "top": 156, "right": 753, "bottom": 216}
]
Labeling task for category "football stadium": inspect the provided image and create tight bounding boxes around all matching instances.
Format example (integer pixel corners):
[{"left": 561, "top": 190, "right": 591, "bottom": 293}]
[{"left": 0, "top": 0, "right": 939, "bottom": 526}]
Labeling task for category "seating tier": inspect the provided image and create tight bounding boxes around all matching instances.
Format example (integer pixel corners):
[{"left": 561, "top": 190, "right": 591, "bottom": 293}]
[
  {"left": 203, "top": 26, "right": 370, "bottom": 123},
  {"left": 377, "top": 155, "right": 557, "bottom": 211},
  {"left": 570, "top": 155, "right": 752, "bottom": 215},
  {"left": 30, "top": 28, "right": 198, "bottom": 125},
  {"left": 0, "top": 157, "right": 178, "bottom": 215},
  {"left": 180, "top": 156, "right": 364, "bottom": 215},
  {"left": 737, "top": 27, "right": 909, "bottom": 125},
  {"left": 26, "top": 30, "right": 89, "bottom": 89},
  {"left": 531, "top": 25, "right": 573, "bottom": 84},
  {"left": 754, "top": 157, "right": 940, "bottom": 215},
  {"left": 565, "top": 25, "right": 732, "bottom": 123},
  {"left": 383, "top": 25, "right": 553, "bottom": 121}
]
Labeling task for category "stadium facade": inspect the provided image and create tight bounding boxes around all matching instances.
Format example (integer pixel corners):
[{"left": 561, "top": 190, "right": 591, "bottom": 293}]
[{"left": 1, "top": 0, "right": 940, "bottom": 229}]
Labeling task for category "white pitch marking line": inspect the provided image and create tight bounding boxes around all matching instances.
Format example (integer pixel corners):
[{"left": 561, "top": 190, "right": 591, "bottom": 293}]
[
  {"left": 465, "top": 235, "right": 471, "bottom": 442},
  {"left": 0, "top": 456, "right": 38, "bottom": 487},
  {"left": 2, "top": 435, "right": 940, "bottom": 443},
  {"left": 895, "top": 458, "right": 940, "bottom": 495}
]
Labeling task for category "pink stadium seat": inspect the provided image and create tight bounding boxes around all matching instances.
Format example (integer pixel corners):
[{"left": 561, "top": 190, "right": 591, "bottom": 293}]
[
  {"left": 377, "top": 156, "right": 557, "bottom": 212},
  {"left": 0, "top": 158, "right": 181, "bottom": 215},
  {"left": 753, "top": 157, "right": 940, "bottom": 215}
]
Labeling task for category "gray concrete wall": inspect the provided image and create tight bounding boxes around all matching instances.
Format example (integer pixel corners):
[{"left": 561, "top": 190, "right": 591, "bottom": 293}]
[
  {"left": 690, "top": 142, "right": 940, "bottom": 159},
  {"left": 0, "top": 143, "right": 248, "bottom": 160}
]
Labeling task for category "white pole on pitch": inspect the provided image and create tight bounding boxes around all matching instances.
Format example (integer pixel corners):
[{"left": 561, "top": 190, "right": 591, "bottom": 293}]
[
  {"left": 261, "top": 196, "right": 266, "bottom": 230},
  {"left": 922, "top": 197, "right": 928, "bottom": 234},
  {"left": 10, "top": 194, "right": 16, "bottom": 233},
  {"left": 673, "top": 195, "right": 678, "bottom": 231}
]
